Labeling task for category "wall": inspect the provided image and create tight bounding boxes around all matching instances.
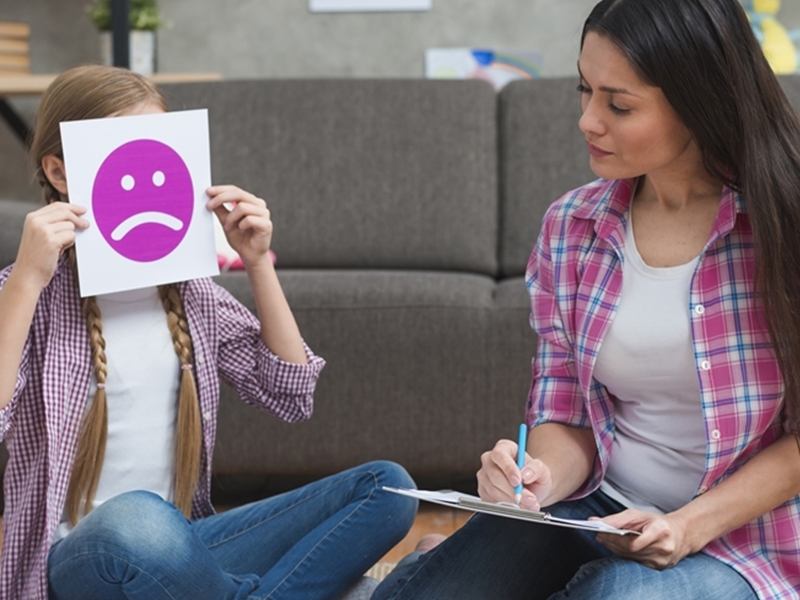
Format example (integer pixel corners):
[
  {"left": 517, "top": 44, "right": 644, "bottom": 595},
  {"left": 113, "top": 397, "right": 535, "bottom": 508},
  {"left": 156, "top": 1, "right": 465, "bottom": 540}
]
[
  {"left": 1, "top": 0, "right": 599, "bottom": 202},
  {"left": 1, "top": 0, "right": 800, "bottom": 202}
]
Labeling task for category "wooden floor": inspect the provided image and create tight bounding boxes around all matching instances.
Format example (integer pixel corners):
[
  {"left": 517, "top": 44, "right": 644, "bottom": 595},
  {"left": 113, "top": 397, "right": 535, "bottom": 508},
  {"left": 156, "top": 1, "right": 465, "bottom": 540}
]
[{"left": 381, "top": 504, "right": 469, "bottom": 563}]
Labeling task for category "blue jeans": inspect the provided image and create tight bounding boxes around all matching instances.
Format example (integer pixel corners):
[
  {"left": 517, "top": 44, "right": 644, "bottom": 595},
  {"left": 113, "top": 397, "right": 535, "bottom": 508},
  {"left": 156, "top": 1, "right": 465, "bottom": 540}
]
[
  {"left": 372, "top": 490, "right": 757, "bottom": 600},
  {"left": 47, "top": 461, "right": 417, "bottom": 600}
]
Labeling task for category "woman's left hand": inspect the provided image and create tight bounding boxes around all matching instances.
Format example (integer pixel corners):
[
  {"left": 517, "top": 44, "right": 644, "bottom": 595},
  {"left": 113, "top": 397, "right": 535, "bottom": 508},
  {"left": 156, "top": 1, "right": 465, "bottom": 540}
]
[
  {"left": 206, "top": 185, "right": 272, "bottom": 268},
  {"left": 594, "top": 509, "right": 693, "bottom": 570}
]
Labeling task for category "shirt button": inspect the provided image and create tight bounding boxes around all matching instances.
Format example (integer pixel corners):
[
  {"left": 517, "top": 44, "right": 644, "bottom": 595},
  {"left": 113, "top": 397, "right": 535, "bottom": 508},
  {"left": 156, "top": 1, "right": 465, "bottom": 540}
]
[
  {"left": 711, "top": 429, "right": 721, "bottom": 440},
  {"left": 197, "top": 354, "right": 205, "bottom": 364},
  {"left": 694, "top": 305, "right": 705, "bottom": 315},
  {"left": 700, "top": 360, "right": 711, "bottom": 371},
  {"left": 203, "top": 411, "right": 212, "bottom": 421}
]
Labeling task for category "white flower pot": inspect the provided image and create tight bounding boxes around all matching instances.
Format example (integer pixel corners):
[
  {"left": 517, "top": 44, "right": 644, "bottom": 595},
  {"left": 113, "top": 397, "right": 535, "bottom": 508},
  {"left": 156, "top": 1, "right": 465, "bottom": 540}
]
[{"left": 100, "top": 30, "right": 156, "bottom": 76}]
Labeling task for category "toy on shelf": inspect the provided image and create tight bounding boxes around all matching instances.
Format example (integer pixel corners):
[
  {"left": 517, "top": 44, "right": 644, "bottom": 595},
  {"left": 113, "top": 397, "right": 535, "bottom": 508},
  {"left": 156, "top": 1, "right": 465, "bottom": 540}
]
[{"left": 743, "top": 0, "right": 800, "bottom": 74}]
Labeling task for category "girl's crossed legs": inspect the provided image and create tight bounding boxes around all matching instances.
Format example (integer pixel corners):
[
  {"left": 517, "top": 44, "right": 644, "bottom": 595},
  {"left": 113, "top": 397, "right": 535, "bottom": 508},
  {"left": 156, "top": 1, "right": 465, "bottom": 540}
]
[{"left": 48, "top": 460, "right": 417, "bottom": 600}]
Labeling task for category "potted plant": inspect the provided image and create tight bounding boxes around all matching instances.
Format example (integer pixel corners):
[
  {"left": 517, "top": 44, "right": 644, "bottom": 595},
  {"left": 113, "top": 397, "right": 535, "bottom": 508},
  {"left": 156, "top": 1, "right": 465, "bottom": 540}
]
[{"left": 86, "top": 0, "right": 166, "bottom": 76}]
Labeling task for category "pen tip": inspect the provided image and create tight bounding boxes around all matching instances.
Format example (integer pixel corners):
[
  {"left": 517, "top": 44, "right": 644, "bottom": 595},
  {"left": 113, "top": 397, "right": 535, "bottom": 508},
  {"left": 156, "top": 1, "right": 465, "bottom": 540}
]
[{"left": 514, "top": 494, "right": 522, "bottom": 505}]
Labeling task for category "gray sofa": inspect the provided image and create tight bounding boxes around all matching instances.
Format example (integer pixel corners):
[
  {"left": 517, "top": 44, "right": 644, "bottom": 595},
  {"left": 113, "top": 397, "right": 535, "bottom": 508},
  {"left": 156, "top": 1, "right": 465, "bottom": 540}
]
[
  {"left": 3, "top": 75, "right": 798, "bottom": 506},
  {"left": 165, "top": 77, "right": 595, "bottom": 502}
]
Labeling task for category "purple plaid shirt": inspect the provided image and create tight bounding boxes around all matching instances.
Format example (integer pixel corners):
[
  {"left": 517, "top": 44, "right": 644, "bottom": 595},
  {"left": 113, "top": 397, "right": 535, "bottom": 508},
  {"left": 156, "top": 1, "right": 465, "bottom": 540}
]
[
  {"left": 0, "top": 257, "right": 325, "bottom": 600},
  {"left": 525, "top": 178, "right": 799, "bottom": 599}
]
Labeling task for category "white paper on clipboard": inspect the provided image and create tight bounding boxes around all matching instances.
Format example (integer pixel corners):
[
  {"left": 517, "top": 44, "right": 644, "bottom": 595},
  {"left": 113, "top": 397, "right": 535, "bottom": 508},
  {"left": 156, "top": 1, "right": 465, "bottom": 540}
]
[{"left": 382, "top": 487, "right": 638, "bottom": 536}]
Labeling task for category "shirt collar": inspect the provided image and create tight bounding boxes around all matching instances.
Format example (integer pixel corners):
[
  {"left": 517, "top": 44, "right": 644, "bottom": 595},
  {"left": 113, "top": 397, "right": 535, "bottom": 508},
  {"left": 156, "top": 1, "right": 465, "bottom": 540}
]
[{"left": 572, "top": 177, "right": 745, "bottom": 246}]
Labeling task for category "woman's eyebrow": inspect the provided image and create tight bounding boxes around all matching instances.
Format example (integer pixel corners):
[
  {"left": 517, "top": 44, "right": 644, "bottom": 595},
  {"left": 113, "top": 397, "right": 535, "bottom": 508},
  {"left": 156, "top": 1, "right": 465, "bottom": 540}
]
[
  {"left": 599, "top": 85, "right": 636, "bottom": 95},
  {"left": 577, "top": 63, "right": 639, "bottom": 96}
]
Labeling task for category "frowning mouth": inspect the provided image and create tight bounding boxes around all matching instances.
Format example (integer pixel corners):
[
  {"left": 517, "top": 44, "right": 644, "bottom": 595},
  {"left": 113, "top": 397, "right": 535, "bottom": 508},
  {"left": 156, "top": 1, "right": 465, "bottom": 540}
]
[{"left": 110, "top": 211, "right": 185, "bottom": 241}]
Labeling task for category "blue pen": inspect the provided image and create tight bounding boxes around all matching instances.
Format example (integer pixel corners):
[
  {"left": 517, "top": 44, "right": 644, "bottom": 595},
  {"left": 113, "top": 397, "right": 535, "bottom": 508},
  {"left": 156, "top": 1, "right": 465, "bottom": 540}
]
[{"left": 514, "top": 423, "right": 528, "bottom": 505}]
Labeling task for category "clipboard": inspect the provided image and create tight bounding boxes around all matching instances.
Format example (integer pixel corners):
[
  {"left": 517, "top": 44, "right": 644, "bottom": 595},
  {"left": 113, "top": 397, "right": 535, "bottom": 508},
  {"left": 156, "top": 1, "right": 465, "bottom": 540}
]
[{"left": 382, "top": 487, "right": 638, "bottom": 536}]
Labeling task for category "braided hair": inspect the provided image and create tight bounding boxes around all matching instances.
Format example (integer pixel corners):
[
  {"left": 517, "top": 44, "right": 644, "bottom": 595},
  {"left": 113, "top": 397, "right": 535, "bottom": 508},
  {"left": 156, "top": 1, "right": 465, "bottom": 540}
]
[{"left": 31, "top": 65, "right": 202, "bottom": 522}]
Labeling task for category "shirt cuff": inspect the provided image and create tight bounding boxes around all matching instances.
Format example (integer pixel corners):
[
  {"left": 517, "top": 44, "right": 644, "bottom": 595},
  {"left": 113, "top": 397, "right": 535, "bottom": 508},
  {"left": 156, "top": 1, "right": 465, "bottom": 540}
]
[{"left": 260, "top": 341, "right": 325, "bottom": 393}]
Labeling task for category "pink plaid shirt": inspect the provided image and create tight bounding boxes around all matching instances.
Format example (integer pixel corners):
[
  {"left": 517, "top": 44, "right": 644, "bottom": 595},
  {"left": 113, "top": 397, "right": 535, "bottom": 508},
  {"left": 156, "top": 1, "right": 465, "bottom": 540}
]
[
  {"left": 0, "top": 257, "right": 325, "bottom": 600},
  {"left": 525, "top": 178, "right": 799, "bottom": 599}
]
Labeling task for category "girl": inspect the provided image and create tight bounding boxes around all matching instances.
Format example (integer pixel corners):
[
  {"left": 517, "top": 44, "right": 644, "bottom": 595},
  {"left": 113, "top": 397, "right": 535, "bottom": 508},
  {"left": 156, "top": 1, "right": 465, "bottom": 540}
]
[
  {"left": 0, "top": 64, "right": 416, "bottom": 600},
  {"left": 373, "top": 0, "right": 800, "bottom": 598}
]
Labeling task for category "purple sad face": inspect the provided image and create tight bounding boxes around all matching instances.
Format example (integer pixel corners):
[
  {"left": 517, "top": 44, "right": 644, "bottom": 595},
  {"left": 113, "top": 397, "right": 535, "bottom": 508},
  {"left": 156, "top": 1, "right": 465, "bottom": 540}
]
[{"left": 93, "top": 139, "right": 194, "bottom": 262}]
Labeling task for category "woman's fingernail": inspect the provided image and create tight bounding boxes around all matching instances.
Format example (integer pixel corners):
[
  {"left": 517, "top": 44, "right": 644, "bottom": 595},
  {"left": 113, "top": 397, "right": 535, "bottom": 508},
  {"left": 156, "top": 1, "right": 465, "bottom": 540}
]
[{"left": 522, "top": 498, "right": 538, "bottom": 510}]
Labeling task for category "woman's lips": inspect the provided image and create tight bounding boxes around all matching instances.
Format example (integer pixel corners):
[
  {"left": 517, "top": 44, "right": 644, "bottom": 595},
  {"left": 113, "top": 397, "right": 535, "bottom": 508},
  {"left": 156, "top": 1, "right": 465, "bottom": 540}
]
[{"left": 587, "top": 142, "right": 612, "bottom": 158}]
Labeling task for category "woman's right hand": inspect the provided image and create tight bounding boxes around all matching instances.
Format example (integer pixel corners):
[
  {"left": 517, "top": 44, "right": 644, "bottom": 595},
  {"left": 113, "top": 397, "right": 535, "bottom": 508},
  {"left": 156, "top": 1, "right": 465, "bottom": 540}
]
[
  {"left": 14, "top": 203, "right": 89, "bottom": 291},
  {"left": 477, "top": 438, "right": 554, "bottom": 511}
]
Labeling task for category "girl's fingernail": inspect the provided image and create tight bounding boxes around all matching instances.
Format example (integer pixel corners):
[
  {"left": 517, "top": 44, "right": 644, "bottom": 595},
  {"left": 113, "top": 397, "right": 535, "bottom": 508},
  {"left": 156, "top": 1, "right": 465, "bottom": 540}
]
[{"left": 521, "top": 469, "right": 533, "bottom": 480}]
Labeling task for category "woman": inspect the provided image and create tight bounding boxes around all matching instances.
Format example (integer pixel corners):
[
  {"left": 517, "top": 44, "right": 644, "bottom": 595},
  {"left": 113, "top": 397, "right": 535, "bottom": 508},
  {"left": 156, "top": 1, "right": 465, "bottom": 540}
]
[
  {"left": 0, "top": 65, "right": 417, "bottom": 600},
  {"left": 372, "top": 0, "right": 800, "bottom": 598}
]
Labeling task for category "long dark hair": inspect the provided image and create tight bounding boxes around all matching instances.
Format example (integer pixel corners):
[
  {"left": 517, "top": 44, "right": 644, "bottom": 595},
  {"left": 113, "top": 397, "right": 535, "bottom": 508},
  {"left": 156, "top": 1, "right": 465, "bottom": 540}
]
[{"left": 583, "top": 0, "right": 800, "bottom": 434}]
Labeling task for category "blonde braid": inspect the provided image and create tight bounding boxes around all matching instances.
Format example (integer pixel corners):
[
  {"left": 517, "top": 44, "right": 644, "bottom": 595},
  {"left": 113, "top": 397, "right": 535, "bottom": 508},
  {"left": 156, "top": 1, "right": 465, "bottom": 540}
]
[
  {"left": 66, "top": 296, "right": 109, "bottom": 525},
  {"left": 158, "top": 284, "right": 202, "bottom": 517},
  {"left": 39, "top": 176, "right": 61, "bottom": 206}
]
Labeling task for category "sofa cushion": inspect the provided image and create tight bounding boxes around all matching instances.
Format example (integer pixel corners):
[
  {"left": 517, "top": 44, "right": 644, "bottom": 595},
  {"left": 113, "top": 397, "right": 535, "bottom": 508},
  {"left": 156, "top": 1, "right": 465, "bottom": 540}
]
[
  {"left": 0, "top": 199, "right": 33, "bottom": 269},
  {"left": 159, "top": 80, "right": 499, "bottom": 276},
  {"left": 211, "top": 270, "right": 533, "bottom": 479},
  {"left": 498, "top": 78, "right": 596, "bottom": 278},
  {"left": 779, "top": 75, "right": 800, "bottom": 112}
]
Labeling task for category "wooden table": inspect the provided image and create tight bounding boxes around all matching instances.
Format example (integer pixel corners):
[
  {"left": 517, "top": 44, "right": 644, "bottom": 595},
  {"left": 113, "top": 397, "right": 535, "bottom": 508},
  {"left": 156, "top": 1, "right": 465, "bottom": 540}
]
[{"left": 0, "top": 72, "right": 222, "bottom": 145}]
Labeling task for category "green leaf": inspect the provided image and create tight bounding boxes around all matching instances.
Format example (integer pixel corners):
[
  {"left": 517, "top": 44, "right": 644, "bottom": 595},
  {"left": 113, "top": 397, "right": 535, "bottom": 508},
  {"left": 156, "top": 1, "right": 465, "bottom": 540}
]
[{"left": 86, "top": 0, "right": 165, "bottom": 31}]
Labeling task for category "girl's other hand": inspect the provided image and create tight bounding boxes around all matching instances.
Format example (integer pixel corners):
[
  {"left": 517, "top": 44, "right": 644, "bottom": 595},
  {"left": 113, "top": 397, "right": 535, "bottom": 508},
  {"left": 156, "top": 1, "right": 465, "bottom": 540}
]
[
  {"left": 477, "top": 439, "right": 554, "bottom": 511},
  {"left": 15, "top": 202, "right": 89, "bottom": 292},
  {"left": 206, "top": 185, "right": 272, "bottom": 269}
]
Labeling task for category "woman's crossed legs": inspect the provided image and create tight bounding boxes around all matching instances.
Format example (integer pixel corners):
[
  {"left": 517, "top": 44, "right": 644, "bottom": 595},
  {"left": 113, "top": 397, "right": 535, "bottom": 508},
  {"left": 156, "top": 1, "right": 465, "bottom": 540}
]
[{"left": 372, "top": 490, "right": 756, "bottom": 600}]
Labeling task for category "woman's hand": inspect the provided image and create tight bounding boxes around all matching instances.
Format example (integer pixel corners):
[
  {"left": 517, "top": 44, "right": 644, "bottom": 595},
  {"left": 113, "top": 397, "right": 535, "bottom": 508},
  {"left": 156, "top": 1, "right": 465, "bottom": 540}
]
[
  {"left": 594, "top": 509, "right": 693, "bottom": 570},
  {"left": 14, "top": 202, "right": 89, "bottom": 292},
  {"left": 206, "top": 185, "right": 272, "bottom": 269},
  {"left": 477, "top": 439, "right": 554, "bottom": 510}
]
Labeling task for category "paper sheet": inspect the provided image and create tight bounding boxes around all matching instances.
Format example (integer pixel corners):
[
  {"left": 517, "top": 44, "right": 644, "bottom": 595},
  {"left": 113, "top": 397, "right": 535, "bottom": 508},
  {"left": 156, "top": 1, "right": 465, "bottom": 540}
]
[
  {"left": 383, "top": 487, "right": 637, "bottom": 535},
  {"left": 310, "top": 0, "right": 431, "bottom": 12},
  {"left": 60, "top": 109, "right": 218, "bottom": 297}
]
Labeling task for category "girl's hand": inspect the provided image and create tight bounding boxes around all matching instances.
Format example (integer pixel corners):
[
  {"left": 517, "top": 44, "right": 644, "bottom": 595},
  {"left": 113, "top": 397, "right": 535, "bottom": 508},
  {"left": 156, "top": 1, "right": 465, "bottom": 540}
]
[
  {"left": 14, "top": 202, "right": 89, "bottom": 292},
  {"left": 206, "top": 185, "right": 272, "bottom": 269},
  {"left": 477, "top": 439, "right": 554, "bottom": 510},
  {"left": 594, "top": 509, "right": 693, "bottom": 570}
]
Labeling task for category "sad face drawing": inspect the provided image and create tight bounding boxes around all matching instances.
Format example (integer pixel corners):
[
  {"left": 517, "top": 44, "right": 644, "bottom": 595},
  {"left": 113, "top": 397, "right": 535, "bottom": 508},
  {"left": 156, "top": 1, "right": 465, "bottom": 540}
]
[{"left": 92, "top": 139, "right": 194, "bottom": 262}]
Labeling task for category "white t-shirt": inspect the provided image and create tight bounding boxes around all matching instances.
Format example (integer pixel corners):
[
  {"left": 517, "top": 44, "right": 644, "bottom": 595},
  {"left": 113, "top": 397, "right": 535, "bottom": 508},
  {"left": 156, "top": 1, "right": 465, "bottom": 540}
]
[
  {"left": 593, "top": 215, "right": 706, "bottom": 514},
  {"left": 53, "top": 287, "right": 179, "bottom": 543}
]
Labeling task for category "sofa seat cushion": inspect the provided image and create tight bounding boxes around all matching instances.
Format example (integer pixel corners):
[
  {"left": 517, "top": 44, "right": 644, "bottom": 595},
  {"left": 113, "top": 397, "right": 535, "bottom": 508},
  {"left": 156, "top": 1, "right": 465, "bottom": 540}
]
[{"left": 212, "top": 270, "right": 534, "bottom": 480}]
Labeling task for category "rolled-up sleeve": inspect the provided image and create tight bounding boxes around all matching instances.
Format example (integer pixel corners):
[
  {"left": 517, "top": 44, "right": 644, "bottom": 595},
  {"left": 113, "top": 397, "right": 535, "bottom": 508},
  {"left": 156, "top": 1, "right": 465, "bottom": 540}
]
[
  {"left": 0, "top": 267, "right": 29, "bottom": 442},
  {"left": 0, "top": 348, "right": 28, "bottom": 442},
  {"left": 525, "top": 206, "right": 590, "bottom": 431},
  {"left": 212, "top": 281, "right": 325, "bottom": 423}
]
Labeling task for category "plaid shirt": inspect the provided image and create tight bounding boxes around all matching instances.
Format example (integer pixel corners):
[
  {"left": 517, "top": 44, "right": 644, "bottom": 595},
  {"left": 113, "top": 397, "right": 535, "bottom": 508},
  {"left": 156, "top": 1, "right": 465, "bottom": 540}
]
[
  {"left": 525, "top": 178, "right": 799, "bottom": 599},
  {"left": 0, "top": 257, "right": 325, "bottom": 600}
]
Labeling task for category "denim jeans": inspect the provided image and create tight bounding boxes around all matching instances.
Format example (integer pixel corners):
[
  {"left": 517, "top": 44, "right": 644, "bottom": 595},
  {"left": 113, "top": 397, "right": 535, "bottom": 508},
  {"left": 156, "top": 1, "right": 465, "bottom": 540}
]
[
  {"left": 372, "top": 490, "right": 757, "bottom": 600},
  {"left": 47, "top": 461, "right": 417, "bottom": 600}
]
